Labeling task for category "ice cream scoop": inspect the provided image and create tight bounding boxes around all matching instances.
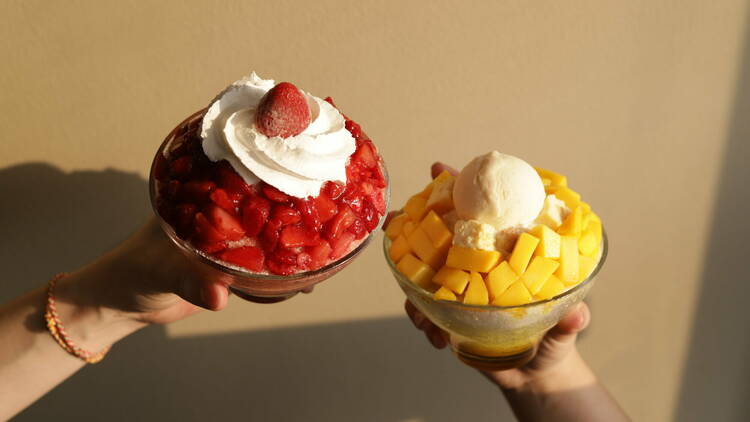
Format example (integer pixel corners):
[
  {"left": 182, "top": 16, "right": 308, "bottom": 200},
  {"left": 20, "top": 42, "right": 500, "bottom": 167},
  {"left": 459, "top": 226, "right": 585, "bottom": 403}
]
[{"left": 452, "top": 151, "right": 545, "bottom": 231}]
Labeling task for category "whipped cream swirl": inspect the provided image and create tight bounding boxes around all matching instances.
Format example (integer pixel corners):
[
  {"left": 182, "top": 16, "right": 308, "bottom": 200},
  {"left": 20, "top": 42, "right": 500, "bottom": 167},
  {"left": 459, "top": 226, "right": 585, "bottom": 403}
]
[{"left": 201, "top": 72, "right": 356, "bottom": 198}]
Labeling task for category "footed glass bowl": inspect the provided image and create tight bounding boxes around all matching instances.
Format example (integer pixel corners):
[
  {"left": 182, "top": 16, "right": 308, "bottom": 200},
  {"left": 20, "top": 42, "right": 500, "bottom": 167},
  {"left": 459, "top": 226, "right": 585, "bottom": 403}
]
[
  {"left": 149, "top": 110, "right": 390, "bottom": 303},
  {"left": 384, "top": 230, "right": 607, "bottom": 370}
]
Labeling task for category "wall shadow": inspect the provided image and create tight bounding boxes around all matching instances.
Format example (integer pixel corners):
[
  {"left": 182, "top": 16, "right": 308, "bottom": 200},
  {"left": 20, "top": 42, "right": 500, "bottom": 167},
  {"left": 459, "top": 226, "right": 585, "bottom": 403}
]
[
  {"left": 674, "top": 10, "right": 750, "bottom": 422},
  {"left": 0, "top": 163, "right": 515, "bottom": 421}
]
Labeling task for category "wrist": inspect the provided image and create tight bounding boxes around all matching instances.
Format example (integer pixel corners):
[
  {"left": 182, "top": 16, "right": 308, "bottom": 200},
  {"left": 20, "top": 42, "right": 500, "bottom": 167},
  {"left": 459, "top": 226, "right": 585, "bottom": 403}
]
[{"left": 505, "top": 349, "right": 597, "bottom": 396}]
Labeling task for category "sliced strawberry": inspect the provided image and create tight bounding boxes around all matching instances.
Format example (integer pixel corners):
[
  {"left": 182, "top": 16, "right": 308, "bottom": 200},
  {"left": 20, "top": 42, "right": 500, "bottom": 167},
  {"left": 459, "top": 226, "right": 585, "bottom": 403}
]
[
  {"left": 266, "top": 259, "right": 296, "bottom": 276},
  {"left": 194, "top": 212, "right": 228, "bottom": 242},
  {"left": 219, "top": 246, "right": 265, "bottom": 272},
  {"left": 163, "top": 180, "right": 181, "bottom": 199},
  {"left": 210, "top": 188, "right": 235, "bottom": 212},
  {"left": 348, "top": 217, "right": 367, "bottom": 240},
  {"left": 341, "top": 186, "right": 364, "bottom": 214},
  {"left": 325, "top": 205, "right": 356, "bottom": 240},
  {"left": 330, "top": 232, "right": 356, "bottom": 260},
  {"left": 345, "top": 120, "right": 363, "bottom": 140},
  {"left": 154, "top": 154, "right": 170, "bottom": 180},
  {"left": 195, "top": 241, "right": 227, "bottom": 254},
  {"left": 280, "top": 225, "right": 321, "bottom": 248},
  {"left": 272, "top": 247, "right": 299, "bottom": 266},
  {"left": 261, "top": 218, "right": 283, "bottom": 252},
  {"left": 293, "top": 197, "right": 322, "bottom": 231},
  {"left": 371, "top": 166, "right": 387, "bottom": 188},
  {"left": 181, "top": 180, "right": 216, "bottom": 203},
  {"left": 170, "top": 155, "right": 193, "bottom": 178},
  {"left": 175, "top": 203, "right": 197, "bottom": 233},
  {"left": 272, "top": 205, "right": 302, "bottom": 225},
  {"left": 323, "top": 181, "right": 345, "bottom": 200},
  {"left": 241, "top": 196, "right": 271, "bottom": 237},
  {"left": 262, "top": 184, "right": 291, "bottom": 203},
  {"left": 362, "top": 201, "right": 379, "bottom": 231},
  {"left": 367, "top": 190, "right": 386, "bottom": 215},
  {"left": 313, "top": 193, "right": 338, "bottom": 223},
  {"left": 216, "top": 161, "right": 253, "bottom": 195},
  {"left": 323, "top": 97, "right": 336, "bottom": 107},
  {"left": 297, "top": 252, "right": 312, "bottom": 270},
  {"left": 255, "top": 82, "right": 312, "bottom": 138},
  {"left": 352, "top": 139, "right": 376, "bottom": 168},
  {"left": 308, "top": 241, "right": 332, "bottom": 269},
  {"left": 205, "top": 205, "right": 245, "bottom": 241}
]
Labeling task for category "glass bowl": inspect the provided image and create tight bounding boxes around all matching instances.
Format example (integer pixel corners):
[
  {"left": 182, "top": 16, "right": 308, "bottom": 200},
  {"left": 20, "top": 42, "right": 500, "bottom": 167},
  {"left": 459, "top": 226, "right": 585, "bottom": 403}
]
[
  {"left": 149, "top": 109, "right": 390, "bottom": 303},
  {"left": 384, "top": 229, "right": 607, "bottom": 370}
]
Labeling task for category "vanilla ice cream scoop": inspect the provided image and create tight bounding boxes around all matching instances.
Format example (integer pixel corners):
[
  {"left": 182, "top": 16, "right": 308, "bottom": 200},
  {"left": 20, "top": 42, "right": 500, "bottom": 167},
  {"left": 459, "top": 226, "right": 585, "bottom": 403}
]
[{"left": 453, "top": 151, "right": 546, "bottom": 230}]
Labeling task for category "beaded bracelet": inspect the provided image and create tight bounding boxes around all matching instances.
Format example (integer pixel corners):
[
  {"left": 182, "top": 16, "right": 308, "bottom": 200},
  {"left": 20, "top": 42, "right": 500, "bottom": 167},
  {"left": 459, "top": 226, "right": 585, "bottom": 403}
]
[{"left": 45, "top": 273, "right": 110, "bottom": 364}]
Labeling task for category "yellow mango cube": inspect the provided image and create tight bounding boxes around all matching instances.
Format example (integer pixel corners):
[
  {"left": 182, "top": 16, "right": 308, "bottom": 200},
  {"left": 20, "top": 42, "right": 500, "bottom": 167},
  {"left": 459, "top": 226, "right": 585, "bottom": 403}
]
[
  {"left": 406, "top": 227, "right": 445, "bottom": 269},
  {"left": 558, "top": 205, "right": 583, "bottom": 237},
  {"left": 556, "top": 236, "right": 580, "bottom": 284},
  {"left": 419, "top": 211, "right": 453, "bottom": 250},
  {"left": 580, "top": 202, "right": 591, "bottom": 215},
  {"left": 463, "top": 272, "right": 489, "bottom": 305},
  {"left": 519, "top": 256, "right": 560, "bottom": 295},
  {"left": 534, "top": 167, "right": 568, "bottom": 187},
  {"left": 397, "top": 254, "right": 436, "bottom": 289},
  {"left": 446, "top": 246, "right": 501, "bottom": 273},
  {"left": 582, "top": 211, "right": 601, "bottom": 231},
  {"left": 509, "top": 232, "right": 540, "bottom": 274},
  {"left": 530, "top": 225, "right": 561, "bottom": 258},
  {"left": 536, "top": 275, "right": 565, "bottom": 300},
  {"left": 583, "top": 214, "right": 602, "bottom": 246},
  {"left": 425, "top": 171, "right": 455, "bottom": 215},
  {"left": 404, "top": 195, "right": 428, "bottom": 222},
  {"left": 402, "top": 220, "right": 416, "bottom": 237},
  {"left": 579, "top": 254, "right": 598, "bottom": 282},
  {"left": 433, "top": 286, "right": 457, "bottom": 301},
  {"left": 416, "top": 181, "right": 434, "bottom": 199},
  {"left": 486, "top": 261, "right": 518, "bottom": 301},
  {"left": 433, "top": 266, "right": 471, "bottom": 294},
  {"left": 553, "top": 187, "right": 581, "bottom": 209},
  {"left": 389, "top": 234, "right": 411, "bottom": 263},
  {"left": 385, "top": 213, "right": 409, "bottom": 240},
  {"left": 493, "top": 281, "right": 533, "bottom": 307},
  {"left": 578, "top": 226, "right": 598, "bottom": 256}
]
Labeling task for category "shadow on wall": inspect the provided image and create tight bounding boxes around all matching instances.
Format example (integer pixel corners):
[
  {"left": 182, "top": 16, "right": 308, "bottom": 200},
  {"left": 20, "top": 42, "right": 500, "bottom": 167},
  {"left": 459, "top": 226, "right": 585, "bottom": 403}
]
[
  {"left": 674, "top": 10, "right": 750, "bottom": 422},
  {"left": 0, "top": 163, "right": 515, "bottom": 421}
]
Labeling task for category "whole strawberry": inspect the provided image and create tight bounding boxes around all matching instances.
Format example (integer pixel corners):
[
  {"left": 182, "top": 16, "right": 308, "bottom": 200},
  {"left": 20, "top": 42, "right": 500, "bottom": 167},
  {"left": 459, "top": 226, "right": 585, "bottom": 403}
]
[{"left": 255, "top": 82, "right": 312, "bottom": 138}]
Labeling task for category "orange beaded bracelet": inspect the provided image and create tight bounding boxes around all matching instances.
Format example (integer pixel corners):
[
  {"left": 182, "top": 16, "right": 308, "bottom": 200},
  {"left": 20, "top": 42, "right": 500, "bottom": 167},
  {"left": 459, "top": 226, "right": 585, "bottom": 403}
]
[{"left": 45, "top": 273, "right": 110, "bottom": 364}]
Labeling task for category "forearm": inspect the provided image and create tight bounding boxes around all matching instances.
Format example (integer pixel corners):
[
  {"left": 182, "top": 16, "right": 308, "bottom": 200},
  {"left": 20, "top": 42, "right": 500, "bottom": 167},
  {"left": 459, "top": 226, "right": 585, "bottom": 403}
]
[
  {"left": 498, "top": 352, "right": 630, "bottom": 422},
  {"left": 0, "top": 269, "right": 145, "bottom": 420}
]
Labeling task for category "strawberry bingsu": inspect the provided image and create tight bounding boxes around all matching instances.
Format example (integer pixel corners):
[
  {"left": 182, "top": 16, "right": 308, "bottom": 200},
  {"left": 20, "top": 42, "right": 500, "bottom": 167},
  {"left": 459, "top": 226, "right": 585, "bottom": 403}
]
[{"left": 151, "top": 72, "right": 388, "bottom": 291}]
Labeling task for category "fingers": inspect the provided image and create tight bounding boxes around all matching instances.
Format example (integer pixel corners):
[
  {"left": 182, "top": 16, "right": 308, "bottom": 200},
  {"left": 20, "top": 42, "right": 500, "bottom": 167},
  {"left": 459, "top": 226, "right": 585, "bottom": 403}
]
[
  {"left": 431, "top": 162, "right": 459, "bottom": 178},
  {"left": 405, "top": 300, "right": 448, "bottom": 349},
  {"left": 547, "top": 302, "right": 590, "bottom": 345},
  {"left": 177, "top": 277, "right": 229, "bottom": 311}
]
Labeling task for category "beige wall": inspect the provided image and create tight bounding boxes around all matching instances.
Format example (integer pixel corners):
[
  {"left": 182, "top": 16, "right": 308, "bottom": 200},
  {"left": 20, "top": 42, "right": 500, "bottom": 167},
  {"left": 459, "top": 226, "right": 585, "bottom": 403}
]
[{"left": 2, "top": 1, "right": 749, "bottom": 421}]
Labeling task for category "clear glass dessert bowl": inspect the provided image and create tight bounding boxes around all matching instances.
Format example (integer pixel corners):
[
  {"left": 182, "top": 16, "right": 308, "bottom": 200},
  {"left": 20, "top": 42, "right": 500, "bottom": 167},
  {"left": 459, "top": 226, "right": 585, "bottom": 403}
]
[
  {"left": 150, "top": 109, "right": 390, "bottom": 303},
  {"left": 383, "top": 229, "right": 607, "bottom": 370}
]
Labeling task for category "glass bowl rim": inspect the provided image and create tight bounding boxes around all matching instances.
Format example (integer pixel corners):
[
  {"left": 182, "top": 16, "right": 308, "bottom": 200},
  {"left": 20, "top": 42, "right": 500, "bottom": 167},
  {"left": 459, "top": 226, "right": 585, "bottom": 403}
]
[
  {"left": 383, "top": 222, "right": 608, "bottom": 310},
  {"left": 149, "top": 108, "right": 391, "bottom": 281}
]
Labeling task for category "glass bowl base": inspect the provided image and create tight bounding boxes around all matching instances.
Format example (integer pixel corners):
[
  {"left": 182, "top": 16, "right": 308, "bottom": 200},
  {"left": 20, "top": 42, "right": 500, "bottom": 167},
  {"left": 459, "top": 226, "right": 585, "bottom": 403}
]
[
  {"left": 229, "top": 286, "right": 298, "bottom": 304},
  {"left": 454, "top": 346, "right": 536, "bottom": 371}
]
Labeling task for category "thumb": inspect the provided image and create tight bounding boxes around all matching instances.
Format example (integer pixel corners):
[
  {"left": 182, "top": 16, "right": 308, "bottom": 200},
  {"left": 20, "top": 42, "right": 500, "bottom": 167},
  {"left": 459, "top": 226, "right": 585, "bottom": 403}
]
[{"left": 546, "top": 302, "right": 591, "bottom": 346}]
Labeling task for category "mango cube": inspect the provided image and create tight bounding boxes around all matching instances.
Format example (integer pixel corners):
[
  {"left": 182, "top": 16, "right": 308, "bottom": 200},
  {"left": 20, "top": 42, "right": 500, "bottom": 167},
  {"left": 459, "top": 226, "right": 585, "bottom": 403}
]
[
  {"left": 493, "top": 281, "right": 532, "bottom": 307},
  {"left": 402, "top": 220, "right": 416, "bottom": 236},
  {"left": 555, "top": 236, "right": 580, "bottom": 284},
  {"left": 509, "top": 233, "right": 540, "bottom": 275},
  {"left": 425, "top": 171, "right": 455, "bottom": 215},
  {"left": 579, "top": 254, "right": 598, "bottom": 282},
  {"left": 486, "top": 261, "right": 518, "bottom": 301},
  {"left": 536, "top": 275, "right": 565, "bottom": 300},
  {"left": 446, "top": 246, "right": 501, "bottom": 273},
  {"left": 552, "top": 186, "right": 581, "bottom": 209},
  {"left": 519, "top": 256, "right": 560, "bottom": 295},
  {"left": 433, "top": 286, "right": 457, "bottom": 301},
  {"left": 397, "top": 254, "right": 436, "bottom": 289},
  {"left": 583, "top": 214, "right": 602, "bottom": 246},
  {"left": 419, "top": 211, "right": 453, "bottom": 250},
  {"left": 407, "top": 226, "right": 445, "bottom": 269},
  {"left": 416, "top": 181, "right": 434, "bottom": 199},
  {"left": 580, "top": 202, "right": 592, "bottom": 214},
  {"left": 534, "top": 167, "right": 568, "bottom": 187},
  {"left": 404, "top": 195, "right": 428, "bottom": 222},
  {"left": 385, "top": 213, "right": 409, "bottom": 240},
  {"left": 463, "top": 271, "right": 489, "bottom": 305},
  {"left": 578, "top": 226, "right": 598, "bottom": 256},
  {"left": 389, "top": 234, "right": 411, "bottom": 263},
  {"left": 433, "top": 266, "right": 471, "bottom": 294},
  {"left": 530, "top": 225, "right": 561, "bottom": 258},
  {"left": 558, "top": 205, "right": 583, "bottom": 237}
]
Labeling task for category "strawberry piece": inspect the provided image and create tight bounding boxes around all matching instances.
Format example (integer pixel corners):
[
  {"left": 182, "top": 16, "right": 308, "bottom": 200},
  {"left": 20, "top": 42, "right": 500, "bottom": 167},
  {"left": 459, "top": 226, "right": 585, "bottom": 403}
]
[
  {"left": 345, "top": 120, "right": 364, "bottom": 140},
  {"left": 195, "top": 241, "right": 227, "bottom": 254},
  {"left": 272, "top": 247, "right": 299, "bottom": 266},
  {"left": 219, "top": 246, "right": 265, "bottom": 272},
  {"left": 194, "top": 212, "right": 228, "bottom": 242},
  {"left": 171, "top": 155, "right": 193, "bottom": 178},
  {"left": 371, "top": 166, "right": 387, "bottom": 188},
  {"left": 162, "top": 180, "right": 181, "bottom": 199},
  {"left": 348, "top": 217, "right": 367, "bottom": 240},
  {"left": 323, "top": 181, "right": 345, "bottom": 200},
  {"left": 308, "top": 241, "right": 332, "bottom": 269},
  {"left": 297, "top": 252, "right": 312, "bottom": 270},
  {"left": 352, "top": 139, "right": 377, "bottom": 168},
  {"left": 280, "top": 225, "right": 321, "bottom": 248},
  {"left": 272, "top": 205, "right": 302, "bottom": 225},
  {"left": 241, "top": 196, "right": 271, "bottom": 237},
  {"left": 341, "top": 186, "right": 364, "bottom": 214},
  {"left": 210, "top": 188, "right": 236, "bottom": 212},
  {"left": 367, "top": 190, "right": 386, "bottom": 215},
  {"left": 313, "top": 193, "right": 338, "bottom": 223},
  {"left": 330, "top": 232, "right": 356, "bottom": 260},
  {"left": 323, "top": 97, "right": 336, "bottom": 107},
  {"left": 266, "top": 259, "right": 296, "bottom": 276},
  {"left": 216, "top": 162, "right": 253, "bottom": 195},
  {"left": 255, "top": 82, "right": 312, "bottom": 138},
  {"left": 262, "top": 218, "right": 284, "bottom": 252},
  {"left": 181, "top": 180, "right": 216, "bottom": 202},
  {"left": 153, "top": 154, "right": 170, "bottom": 180},
  {"left": 175, "top": 203, "right": 197, "bottom": 233},
  {"left": 293, "top": 197, "right": 322, "bottom": 232},
  {"left": 205, "top": 205, "right": 245, "bottom": 241},
  {"left": 262, "top": 183, "right": 291, "bottom": 203},
  {"left": 325, "top": 205, "right": 356, "bottom": 240},
  {"left": 362, "top": 201, "right": 379, "bottom": 231}
]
